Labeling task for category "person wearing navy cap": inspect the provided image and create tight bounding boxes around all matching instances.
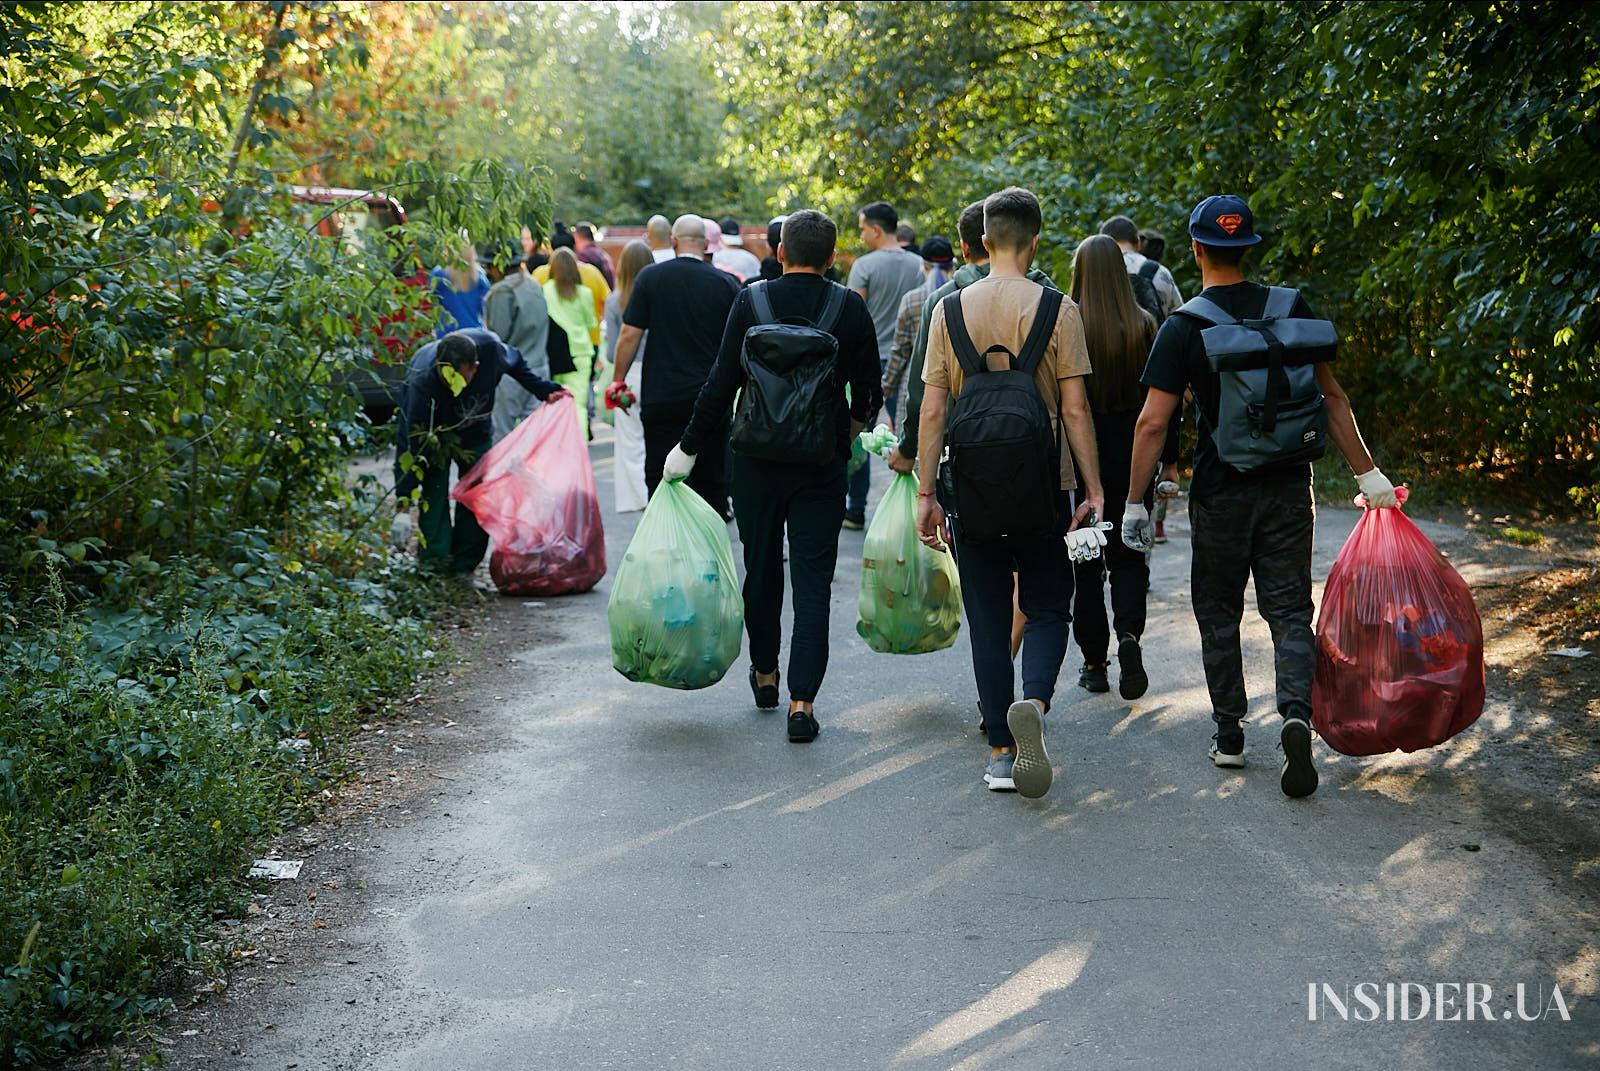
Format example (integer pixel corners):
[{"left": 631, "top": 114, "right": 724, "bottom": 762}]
[{"left": 1121, "top": 193, "right": 1398, "bottom": 799}]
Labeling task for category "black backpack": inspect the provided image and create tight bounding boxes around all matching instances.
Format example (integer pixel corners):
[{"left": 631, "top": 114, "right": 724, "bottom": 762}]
[
  {"left": 942, "top": 286, "right": 1064, "bottom": 545},
  {"left": 1175, "top": 286, "right": 1335, "bottom": 472},
  {"left": 1129, "top": 260, "right": 1165, "bottom": 327},
  {"left": 728, "top": 280, "right": 848, "bottom": 465}
]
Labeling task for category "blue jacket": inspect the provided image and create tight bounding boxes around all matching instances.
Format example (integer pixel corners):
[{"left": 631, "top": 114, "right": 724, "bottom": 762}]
[
  {"left": 430, "top": 267, "right": 490, "bottom": 337},
  {"left": 394, "top": 328, "right": 558, "bottom": 499}
]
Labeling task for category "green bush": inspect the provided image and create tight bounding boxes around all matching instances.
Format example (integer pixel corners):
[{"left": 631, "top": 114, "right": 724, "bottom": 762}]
[{"left": 0, "top": 520, "right": 451, "bottom": 1065}]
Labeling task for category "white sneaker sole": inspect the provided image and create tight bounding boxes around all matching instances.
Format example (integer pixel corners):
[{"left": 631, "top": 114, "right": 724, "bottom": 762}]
[
  {"left": 984, "top": 773, "right": 1016, "bottom": 792},
  {"left": 1209, "top": 747, "right": 1246, "bottom": 769},
  {"left": 1006, "top": 701, "right": 1052, "bottom": 799}
]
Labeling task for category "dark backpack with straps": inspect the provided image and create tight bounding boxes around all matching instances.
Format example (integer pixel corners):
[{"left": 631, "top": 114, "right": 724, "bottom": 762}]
[
  {"left": 942, "top": 286, "right": 1064, "bottom": 545},
  {"left": 1175, "top": 285, "right": 1336, "bottom": 472},
  {"left": 729, "top": 279, "right": 848, "bottom": 466},
  {"left": 1129, "top": 260, "right": 1165, "bottom": 327}
]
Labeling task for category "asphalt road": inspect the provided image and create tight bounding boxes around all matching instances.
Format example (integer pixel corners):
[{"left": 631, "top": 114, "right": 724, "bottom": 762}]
[{"left": 171, "top": 433, "right": 1597, "bottom": 1070}]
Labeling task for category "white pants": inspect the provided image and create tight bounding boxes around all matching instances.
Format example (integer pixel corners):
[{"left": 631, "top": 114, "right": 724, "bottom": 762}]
[{"left": 614, "top": 359, "right": 648, "bottom": 513}]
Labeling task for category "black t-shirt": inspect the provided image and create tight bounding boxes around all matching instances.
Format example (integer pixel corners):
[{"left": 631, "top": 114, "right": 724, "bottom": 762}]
[
  {"left": 680, "top": 272, "right": 882, "bottom": 462},
  {"left": 622, "top": 256, "right": 741, "bottom": 406},
  {"left": 1140, "top": 281, "right": 1318, "bottom": 500}
]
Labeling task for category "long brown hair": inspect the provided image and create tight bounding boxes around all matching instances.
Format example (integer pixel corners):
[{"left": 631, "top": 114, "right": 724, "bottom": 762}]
[
  {"left": 549, "top": 247, "right": 581, "bottom": 301},
  {"left": 1071, "top": 234, "right": 1156, "bottom": 413},
  {"left": 614, "top": 239, "right": 653, "bottom": 310}
]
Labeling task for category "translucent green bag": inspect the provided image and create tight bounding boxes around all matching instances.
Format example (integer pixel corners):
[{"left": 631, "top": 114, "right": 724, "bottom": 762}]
[
  {"left": 609, "top": 480, "right": 745, "bottom": 689},
  {"left": 856, "top": 428, "right": 963, "bottom": 654}
]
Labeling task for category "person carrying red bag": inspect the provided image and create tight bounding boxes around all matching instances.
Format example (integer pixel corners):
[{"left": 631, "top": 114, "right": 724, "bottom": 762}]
[{"left": 1122, "top": 195, "right": 1397, "bottom": 799}]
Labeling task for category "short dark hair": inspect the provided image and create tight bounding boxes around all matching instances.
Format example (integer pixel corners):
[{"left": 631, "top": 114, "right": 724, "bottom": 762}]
[
  {"left": 1137, "top": 227, "right": 1166, "bottom": 264},
  {"left": 957, "top": 200, "right": 987, "bottom": 255},
  {"left": 1196, "top": 241, "right": 1248, "bottom": 268},
  {"left": 550, "top": 220, "right": 574, "bottom": 249},
  {"left": 779, "top": 209, "right": 836, "bottom": 269},
  {"left": 895, "top": 221, "right": 916, "bottom": 244},
  {"left": 766, "top": 215, "right": 786, "bottom": 253},
  {"left": 983, "top": 187, "right": 1042, "bottom": 252},
  {"left": 437, "top": 332, "right": 481, "bottom": 369},
  {"left": 859, "top": 201, "right": 898, "bottom": 233},
  {"left": 1099, "top": 215, "right": 1140, "bottom": 245},
  {"left": 574, "top": 222, "right": 596, "bottom": 241}
]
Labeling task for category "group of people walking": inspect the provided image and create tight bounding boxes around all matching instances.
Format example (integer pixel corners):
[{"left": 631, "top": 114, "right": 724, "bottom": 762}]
[{"left": 395, "top": 186, "right": 1399, "bottom": 803}]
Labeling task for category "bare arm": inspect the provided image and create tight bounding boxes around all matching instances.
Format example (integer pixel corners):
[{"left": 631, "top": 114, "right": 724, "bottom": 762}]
[
  {"left": 1127, "top": 387, "right": 1181, "bottom": 503},
  {"left": 612, "top": 324, "right": 645, "bottom": 384},
  {"left": 1058, "top": 376, "right": 1104, "bottom": 527},
  {"left": 1317, "top": 364, "right": 1376, "bottom": 474},
  {"left": 916, "top": 385, "right": 949, "bottom": 497}
]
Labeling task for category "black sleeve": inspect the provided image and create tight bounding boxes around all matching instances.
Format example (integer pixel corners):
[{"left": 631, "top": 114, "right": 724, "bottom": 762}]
[
  {"left": 840, "top": 293, "right": 882, "bottom": 427},
  {"left": 680, "top": 288, "right": 753, "bottom": 456},
  {"left": 393, "top": 363, "right": 435, "bottom": 501},
  {"left": 1140, "top": 315, "right": 1192, "bottom": 395},
  {"left": 621, "top": 267, "right": 653, "bottom": 328}
]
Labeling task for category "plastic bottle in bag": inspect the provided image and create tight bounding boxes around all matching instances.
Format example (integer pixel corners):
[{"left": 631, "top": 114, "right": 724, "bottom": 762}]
[
  {"left": 854, "top": 425, "right": 963, "bottom": 654},
  {"left": 1312, "top": 488, "right": 1485, "bottom": 755},
  {"left": 450, "top": 395, "right": 606, "bottom": 596},
  {"left": 608, "top": 480, "right": 744, "bottom": 689}
]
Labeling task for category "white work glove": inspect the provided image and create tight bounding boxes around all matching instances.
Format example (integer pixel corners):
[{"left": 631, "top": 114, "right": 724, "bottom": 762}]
[
  {"left": 390, "top": 511, "right": 414, "bottom": 548},
  {"left": 1355, "top": 467, "right": 1398, "bottom": 509},
  {"left": 1155, "top": 480, "right": 1181, "bottom": 500},
  {"left": 1121, "top": 502, "right": 1153, "bottom": 552},
  {"left": 663, "top": 444, "right": 697, "bottom": 483},
  {"left": 1065, "top": 523, "right": 1109, "bottom": 564}
]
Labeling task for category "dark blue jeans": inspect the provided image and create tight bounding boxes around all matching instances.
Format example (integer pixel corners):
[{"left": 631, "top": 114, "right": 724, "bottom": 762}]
[{"left": 951, "top": 517, "right": 1075, "bottom": 749}]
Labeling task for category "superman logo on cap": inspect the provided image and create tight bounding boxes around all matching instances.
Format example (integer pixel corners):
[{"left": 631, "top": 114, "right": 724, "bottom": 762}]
[{"left": 1215, "top": 213, "right": 1243, "bottom": 235}]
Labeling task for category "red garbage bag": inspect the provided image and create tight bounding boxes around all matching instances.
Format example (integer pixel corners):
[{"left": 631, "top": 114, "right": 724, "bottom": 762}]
[
  {"left": 450, "top": 395, "right": 605, "bottom": 595},
  {"left": 1312, "top": 488, "right": 1484, "bottom": 755}
]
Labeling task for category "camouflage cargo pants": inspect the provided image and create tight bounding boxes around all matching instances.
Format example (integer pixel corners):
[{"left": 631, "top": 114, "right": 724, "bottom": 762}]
[{"left": 1188, "top": 475, "right": 1315, "bottom": 724}]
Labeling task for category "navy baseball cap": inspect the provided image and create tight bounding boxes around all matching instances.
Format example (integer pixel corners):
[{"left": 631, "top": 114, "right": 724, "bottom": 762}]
[{"left": 1188, "top": 194, "right": 1262, "bottom": 247}]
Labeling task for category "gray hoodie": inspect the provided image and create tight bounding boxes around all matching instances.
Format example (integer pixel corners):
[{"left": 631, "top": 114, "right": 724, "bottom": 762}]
[{"left": 899, "top": 263, "right": 1058, "bottom": 460}]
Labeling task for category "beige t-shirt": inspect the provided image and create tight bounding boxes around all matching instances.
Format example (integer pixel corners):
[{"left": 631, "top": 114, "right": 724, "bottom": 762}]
[{"left": 921, "top": 276, "right": 1092, "bottom": 490}]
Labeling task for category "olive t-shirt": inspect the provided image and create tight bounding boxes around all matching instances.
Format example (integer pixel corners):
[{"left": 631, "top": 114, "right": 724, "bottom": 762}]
[{"left": 921, "top": 275, "right": 1093, "bottom": 490}]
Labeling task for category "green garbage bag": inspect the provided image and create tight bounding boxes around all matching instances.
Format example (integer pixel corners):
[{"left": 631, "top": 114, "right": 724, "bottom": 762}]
[
  {"left": 609, "top": 480, "right": 745, "bottom": 689},
  {"left": 856, "top": 427, "right": 963, "bottom": 654}
]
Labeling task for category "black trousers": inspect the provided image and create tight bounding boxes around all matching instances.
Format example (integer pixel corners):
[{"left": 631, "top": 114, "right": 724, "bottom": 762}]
[
  {"left": 643, "top": 398, "right": 728, "bottom": 516},
  {"left": 1072, "top": 408, "right": 1152, "bottom": 664},
  {"left": 1189, "top": 475, "right": 1316, "bottom": 723},
  {"left": 731, "top": 453, "right": 847, "bottom": 703},
  {"left": 950, "top": 495, "right": 1075, "bottom": 749}
]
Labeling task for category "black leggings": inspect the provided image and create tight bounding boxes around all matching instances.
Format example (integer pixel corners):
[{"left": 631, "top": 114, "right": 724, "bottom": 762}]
[{"left": 1071, "top": 408, "right": 1152, "bottom": 663}]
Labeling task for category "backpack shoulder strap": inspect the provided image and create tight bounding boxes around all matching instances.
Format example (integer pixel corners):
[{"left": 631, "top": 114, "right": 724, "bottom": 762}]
[
  {"left": 815, "top": 281, "right": 848, "bottom": 334},
  {"left": 1262, "top": 285, "right": 1299, "bottom": 320},
  {"left": 748, "top": 280, "right": 776, "bottom": 326},
  {"left": 1137, "top": 260, "right": 1160, "bottom": 281},
  {"left": 1174, "top": 294, "right": 1237, "bottom": 326},
  {"left": 1016, "top": 286, "right": 1064, "bottom": 376},
  {"left": 940, "top": 291, "right": 984, "bottom": 378}
]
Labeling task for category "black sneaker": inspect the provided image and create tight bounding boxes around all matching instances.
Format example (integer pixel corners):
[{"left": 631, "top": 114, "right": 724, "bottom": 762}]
[
  {"left": 1117, "top": 635, "right": 1149, "bottom": 700},
  {"left": 841, "top": 511, "right": 865, "bottom": 531},
  {"left": 1078, "top": 662, "right": 1110, "bottom": 693},
  {"left": 749, "top": 667, "right": 780, "bottom": 711},
  {"left": 1279, "top": 717, "right": 1318, "bottom": 798},
  {"left": 787, "top": 709, "right": 820, "bottom": 743},
  {"left": 1209, "top": 721, "right": 1246, "bottom": 768}
]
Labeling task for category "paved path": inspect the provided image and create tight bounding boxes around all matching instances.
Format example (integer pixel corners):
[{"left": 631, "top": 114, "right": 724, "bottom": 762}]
[{"left": 176, "top": 436, "right": 1597, "bottom": 1070}]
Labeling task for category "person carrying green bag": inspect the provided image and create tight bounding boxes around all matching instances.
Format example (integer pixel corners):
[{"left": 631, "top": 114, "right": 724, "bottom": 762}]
[
  {"left": 661, "top": 210, "right": 882, "bottom": 743},
  {"left": 856, "top": 425, "right": 963, "bottom": 653},
  {"left": 608, "top": 479, "right": 744, "bottom": 690}
]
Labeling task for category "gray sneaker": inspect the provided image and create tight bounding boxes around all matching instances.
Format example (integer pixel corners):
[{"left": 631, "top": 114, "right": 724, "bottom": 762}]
[
  {"left": 1007, "top": 700, "right": 1053, "bottom": 798},
  {"left": 983, "top": 753, "right": 1016, "bottom": 792}
]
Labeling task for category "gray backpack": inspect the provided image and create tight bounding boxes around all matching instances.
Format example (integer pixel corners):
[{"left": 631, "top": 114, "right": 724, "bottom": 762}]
[{"left": 1176, "top": 286, "right": 1336, "bottom": 472}]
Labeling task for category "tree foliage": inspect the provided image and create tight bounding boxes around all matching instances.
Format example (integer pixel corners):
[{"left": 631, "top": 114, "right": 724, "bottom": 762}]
[{"left": 723, "top": 0, "right": 1600, "bottom": 507}]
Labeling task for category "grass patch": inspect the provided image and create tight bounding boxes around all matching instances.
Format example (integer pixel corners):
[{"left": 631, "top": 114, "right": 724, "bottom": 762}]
[
  {"left": 0, "top": 514, "right": 458, "bottom": 1066},
  {"left": 1496, "top": 525, "right": 1544, "bottom": 547}
]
